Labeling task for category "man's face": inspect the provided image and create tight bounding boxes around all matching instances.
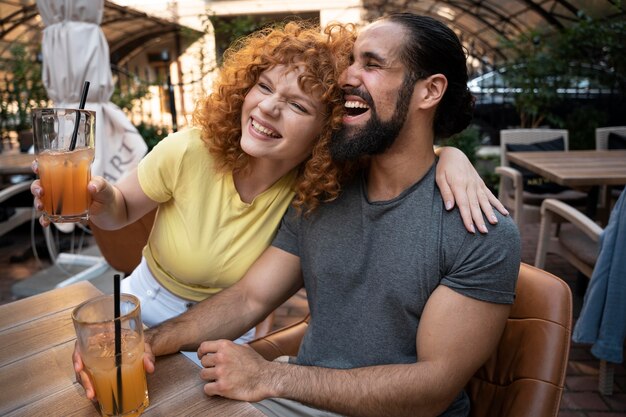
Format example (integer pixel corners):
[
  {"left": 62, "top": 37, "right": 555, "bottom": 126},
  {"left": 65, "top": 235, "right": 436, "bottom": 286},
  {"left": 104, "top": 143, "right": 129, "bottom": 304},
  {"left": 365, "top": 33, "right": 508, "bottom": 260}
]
[{"left": 331, "top": 21, "right": 417, "bottom": 161}]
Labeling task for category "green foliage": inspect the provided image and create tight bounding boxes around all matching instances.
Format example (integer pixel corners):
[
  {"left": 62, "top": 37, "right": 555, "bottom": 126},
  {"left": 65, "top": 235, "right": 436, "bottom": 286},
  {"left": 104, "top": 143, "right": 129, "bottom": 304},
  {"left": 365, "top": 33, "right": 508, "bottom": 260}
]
[
  {"left": 477, "top": 154, "right": 500, "bottom": 195},
  {"left": 110, "top": 81, "right": 151, "bottom": 113},
  {"left": 135, "top": 122, "right": 169, "bottom": 152},
  {"left": 202, "top": 12, "right": 270, "bottom": 65},
  {"left": 564, "top": 105, "right": 608, "bottom": 150},
  {"left": 0, "top": 45, "right": 49, "bottom": 135},
  {"left": 499, "top": 32, "right": 568, "bottom": 128},
  {"left": 555, "top": 18, "right": 626, "bottom": 94},
  {"left": 441, "top": 125, "right": 481, "bottom": 165},
  {"left": 499, "top": 16, "right": 626, "bottom": 128}
]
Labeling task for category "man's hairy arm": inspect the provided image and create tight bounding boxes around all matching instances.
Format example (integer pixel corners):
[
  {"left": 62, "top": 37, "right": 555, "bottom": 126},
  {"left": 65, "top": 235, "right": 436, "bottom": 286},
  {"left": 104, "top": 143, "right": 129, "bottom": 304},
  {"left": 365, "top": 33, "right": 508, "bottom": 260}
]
[
  {"left": 147, "top": 246, "right": 304, "bottom": 356},
  {"left": 202, "top": 285, "right": 510, "bottom": 417}
]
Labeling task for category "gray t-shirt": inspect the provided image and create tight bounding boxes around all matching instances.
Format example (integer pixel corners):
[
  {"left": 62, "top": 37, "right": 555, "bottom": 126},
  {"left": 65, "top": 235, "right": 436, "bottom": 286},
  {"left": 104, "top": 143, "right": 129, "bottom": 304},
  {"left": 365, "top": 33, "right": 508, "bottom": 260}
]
[{"left": 272, "top": 162, "right": 520, "bottom": 416}]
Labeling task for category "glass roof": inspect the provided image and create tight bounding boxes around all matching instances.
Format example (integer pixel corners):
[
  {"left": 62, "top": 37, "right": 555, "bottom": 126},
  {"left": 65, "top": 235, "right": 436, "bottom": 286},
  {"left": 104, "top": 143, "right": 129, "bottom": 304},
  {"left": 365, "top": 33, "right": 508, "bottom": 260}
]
[
  {"left": 0, "top": 0, "right": 202, "bottom": 77},
  {"left": 1, "top": 0, "right": 624, "bottom": 80},
  {"left": 362, "top": 0, "right": 625, "bottom": 75}
]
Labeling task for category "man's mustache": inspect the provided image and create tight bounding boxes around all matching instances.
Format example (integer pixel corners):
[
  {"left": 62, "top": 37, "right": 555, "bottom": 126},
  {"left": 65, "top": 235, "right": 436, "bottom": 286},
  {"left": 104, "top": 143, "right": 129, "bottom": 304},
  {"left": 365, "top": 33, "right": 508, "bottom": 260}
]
[{"left": 343, "top": 88, "right": 375, "bottom": 110}]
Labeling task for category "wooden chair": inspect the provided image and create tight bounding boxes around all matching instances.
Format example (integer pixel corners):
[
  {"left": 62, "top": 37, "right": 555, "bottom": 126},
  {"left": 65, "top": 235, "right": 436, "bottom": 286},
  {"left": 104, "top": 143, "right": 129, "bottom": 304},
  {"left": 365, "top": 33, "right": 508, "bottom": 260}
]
[
  {"left": 0, "top": 181, "right": 32, "bottom": 237},
  {"left": 595, "top": 126, "right": 626, "bottom": 150},
  {"left": 596, "top": 126, "right": 626, "bottom": 214},
  {"left": 250, "top": 263, "right": 572, "bottom": 417},
  {"left": 495, "top": 129, "right": 586, "bottom": 231},
  {"left": 535, "top": 198, "right": 616, "bottom": 395},
  {"left": 89, "top": 209, "right": 157, "bottom": 275},
  {"left": 535, "top": 198, "right": 601, "bottom": 279},
  {"left": 89, "top": 209, "right": 274, "bottom": 337}
]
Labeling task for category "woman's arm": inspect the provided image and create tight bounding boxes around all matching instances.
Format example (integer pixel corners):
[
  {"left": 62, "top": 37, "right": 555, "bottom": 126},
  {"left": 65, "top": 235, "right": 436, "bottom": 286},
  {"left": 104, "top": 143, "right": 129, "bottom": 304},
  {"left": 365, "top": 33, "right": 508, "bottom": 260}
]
[
  {"left": 435, "top": 146, "right": 508, "bottom": 233},
  {"left": 31, "top": 167, "right": 157, "bottom": 229},
  {"left": 87, "top": 168, "right": 158, "bottom": 230}
]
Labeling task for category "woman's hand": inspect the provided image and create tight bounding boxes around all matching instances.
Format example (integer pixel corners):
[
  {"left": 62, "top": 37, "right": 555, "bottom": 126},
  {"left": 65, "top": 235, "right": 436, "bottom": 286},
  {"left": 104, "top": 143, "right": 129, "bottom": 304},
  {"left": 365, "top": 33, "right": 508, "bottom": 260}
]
[
  {"left": 72, "top": 340, "right": 156, "bottom": 401},
  {"left": 436, "top": 146, "right": 508, "bottom": 233},
  {"left": 30, "top": 166, "right": 116, "bottom": 228}
]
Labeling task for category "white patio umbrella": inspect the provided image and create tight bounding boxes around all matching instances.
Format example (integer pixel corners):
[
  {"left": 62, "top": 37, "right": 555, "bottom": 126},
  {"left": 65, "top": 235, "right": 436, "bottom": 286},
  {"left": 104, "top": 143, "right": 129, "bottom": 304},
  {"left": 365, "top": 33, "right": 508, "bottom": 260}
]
[
  {"left": 35, "top": 0, "right": 148, "bottom": 281},
  {"left": 36, "top": 0, "right": 147, "bottom": 182}
]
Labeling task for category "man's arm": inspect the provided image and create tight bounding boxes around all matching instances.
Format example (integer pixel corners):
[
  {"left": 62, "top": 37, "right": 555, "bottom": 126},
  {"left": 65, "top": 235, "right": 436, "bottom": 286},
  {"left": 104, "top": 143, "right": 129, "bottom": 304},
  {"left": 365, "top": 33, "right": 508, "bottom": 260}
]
[
  {"left": 148, "top": 246, "right": 304, "bottom": 356},
  {"left": 73, "top": 245, "right": 304, "bottom": 400},
  {"left": 200, "top": 285, "right": 510, "bottom": 417}
]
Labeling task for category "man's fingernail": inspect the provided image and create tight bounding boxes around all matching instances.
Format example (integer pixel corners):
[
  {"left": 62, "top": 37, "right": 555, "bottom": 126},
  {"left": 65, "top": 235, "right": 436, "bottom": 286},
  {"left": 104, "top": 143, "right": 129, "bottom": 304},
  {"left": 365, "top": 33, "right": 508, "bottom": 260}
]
[
  {"left": 445, "top": 201, "right": 453, "bottom": 210},
  {"left": 480, "top": 224, "right": 488, "bottom": 233},
  {"left": 491, "top": 215, "right": 498, "bottom": 223},
  {"left": 469, "top": 224, "right": 476, "bottom": 233}
]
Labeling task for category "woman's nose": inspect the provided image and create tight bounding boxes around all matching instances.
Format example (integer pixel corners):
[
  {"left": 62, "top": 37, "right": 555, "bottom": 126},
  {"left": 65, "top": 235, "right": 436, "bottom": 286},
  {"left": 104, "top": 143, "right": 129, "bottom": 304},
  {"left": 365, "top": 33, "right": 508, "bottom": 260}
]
[{"left": 258, "top": 96, "right": 280, "bottom": 117}]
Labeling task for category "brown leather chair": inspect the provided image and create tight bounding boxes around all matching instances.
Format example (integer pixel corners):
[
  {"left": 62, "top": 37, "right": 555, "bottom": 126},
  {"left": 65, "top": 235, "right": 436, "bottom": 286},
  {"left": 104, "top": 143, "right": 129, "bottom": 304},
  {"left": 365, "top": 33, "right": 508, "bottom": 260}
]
[
  {"left": 249, "top": 263, "right": 573, "bottom": 417},
  {"left": 89, "top": 208, "right": 274, "bottom": 337},
  {"left": 89, "top": 209, "right": 158, "bottom": 275}
]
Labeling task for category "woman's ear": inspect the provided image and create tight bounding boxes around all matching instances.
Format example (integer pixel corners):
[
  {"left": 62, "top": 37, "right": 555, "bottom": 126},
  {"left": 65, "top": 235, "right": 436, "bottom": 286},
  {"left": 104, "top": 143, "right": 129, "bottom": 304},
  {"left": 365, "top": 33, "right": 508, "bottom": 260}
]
[{"left": 415, "top": 74, "right": 448, "bottom": 110}]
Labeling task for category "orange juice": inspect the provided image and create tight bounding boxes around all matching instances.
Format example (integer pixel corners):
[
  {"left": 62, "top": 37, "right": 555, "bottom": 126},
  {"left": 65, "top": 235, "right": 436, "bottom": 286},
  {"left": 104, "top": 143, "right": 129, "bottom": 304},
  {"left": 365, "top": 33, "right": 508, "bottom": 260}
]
[
  {"left": 37, "top": 147, "right": 94, "bottom": 222},
  {"left": 83, "top": 329, "right": 149, "bottom": 417}
]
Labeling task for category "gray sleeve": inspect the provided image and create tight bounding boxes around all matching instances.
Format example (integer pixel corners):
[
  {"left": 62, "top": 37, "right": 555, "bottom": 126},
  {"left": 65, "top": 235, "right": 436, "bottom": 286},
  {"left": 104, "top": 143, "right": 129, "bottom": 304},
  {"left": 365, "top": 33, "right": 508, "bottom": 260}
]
[
  {"left": 441, "top": 213, "right": 521, "bottom": 304},
  {"left": 271, "top": 205, "right": 301, "bottom": 257}
]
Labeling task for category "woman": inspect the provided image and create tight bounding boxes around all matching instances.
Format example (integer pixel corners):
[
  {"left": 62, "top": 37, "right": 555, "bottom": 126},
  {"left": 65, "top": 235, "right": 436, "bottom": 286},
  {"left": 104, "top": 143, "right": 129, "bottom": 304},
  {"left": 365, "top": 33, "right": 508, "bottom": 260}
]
[{"left": 32, "top": 21, "right": 503, "bottom": 341}]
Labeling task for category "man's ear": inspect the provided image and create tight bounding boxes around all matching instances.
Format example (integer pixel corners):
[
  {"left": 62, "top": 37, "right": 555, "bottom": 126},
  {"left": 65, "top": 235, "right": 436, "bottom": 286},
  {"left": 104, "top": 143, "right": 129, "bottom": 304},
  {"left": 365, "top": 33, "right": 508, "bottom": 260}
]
[{"left": 415, "top": 74, "right": 448, "bottom": 110}]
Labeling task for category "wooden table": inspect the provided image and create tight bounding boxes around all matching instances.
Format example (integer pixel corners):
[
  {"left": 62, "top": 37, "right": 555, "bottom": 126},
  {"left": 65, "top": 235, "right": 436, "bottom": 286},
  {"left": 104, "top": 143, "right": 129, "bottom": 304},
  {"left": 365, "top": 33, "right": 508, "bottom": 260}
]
[
  {"left": 0, "top": 282, "right": 264, "bottom": 417},
  {"left": 506, "top": 150, "right": 626, "bottom": 188},
  {"left": 0, "top": 153, "right": 35, "bottom": 176}
]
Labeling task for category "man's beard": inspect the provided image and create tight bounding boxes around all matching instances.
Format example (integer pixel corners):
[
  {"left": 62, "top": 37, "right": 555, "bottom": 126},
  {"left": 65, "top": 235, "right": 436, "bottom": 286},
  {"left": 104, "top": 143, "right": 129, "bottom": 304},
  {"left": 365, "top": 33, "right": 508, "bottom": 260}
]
[{"left": 330, "top": 76, "right": 416, "bottom": 161}]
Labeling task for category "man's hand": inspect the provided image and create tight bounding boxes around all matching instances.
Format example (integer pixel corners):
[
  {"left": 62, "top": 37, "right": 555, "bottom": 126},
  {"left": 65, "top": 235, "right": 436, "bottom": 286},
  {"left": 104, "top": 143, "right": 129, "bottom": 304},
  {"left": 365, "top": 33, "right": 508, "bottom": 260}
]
[
  {"left": 72, "top": 340, "right": 156, "bottom": 400},
  {"left": 198, "top": 339, "right": 276, "bottom": 402}
]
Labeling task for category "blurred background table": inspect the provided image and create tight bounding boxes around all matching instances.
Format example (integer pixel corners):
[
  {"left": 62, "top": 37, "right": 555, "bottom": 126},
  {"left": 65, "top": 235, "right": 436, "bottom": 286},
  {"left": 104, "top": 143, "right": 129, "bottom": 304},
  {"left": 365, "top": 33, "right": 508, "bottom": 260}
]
[
  {"left": 507, "top": 149, "right": 626, "bottom": 219},
  {"left": 506, "top": 150, "right": 626, "bottom": 188},
  {"left": 0, "top": 281, "right": 264, "bottom": 417},
  {"left": 0, "top": 153, "right": 35, "bottom": 177}
]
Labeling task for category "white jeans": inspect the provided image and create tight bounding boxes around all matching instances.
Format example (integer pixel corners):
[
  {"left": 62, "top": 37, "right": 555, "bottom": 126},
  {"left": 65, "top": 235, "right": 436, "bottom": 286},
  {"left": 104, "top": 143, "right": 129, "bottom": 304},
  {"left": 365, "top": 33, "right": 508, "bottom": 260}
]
[{"left": 122, "top": 257, "right": 256, "bottom": 365}]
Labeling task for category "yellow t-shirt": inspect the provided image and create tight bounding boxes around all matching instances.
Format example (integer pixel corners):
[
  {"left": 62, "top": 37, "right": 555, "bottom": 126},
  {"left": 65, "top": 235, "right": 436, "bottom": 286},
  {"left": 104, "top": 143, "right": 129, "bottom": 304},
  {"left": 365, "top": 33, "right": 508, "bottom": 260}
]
[{"left": 137, "top": 128, "right": 297, "bottom": 301}]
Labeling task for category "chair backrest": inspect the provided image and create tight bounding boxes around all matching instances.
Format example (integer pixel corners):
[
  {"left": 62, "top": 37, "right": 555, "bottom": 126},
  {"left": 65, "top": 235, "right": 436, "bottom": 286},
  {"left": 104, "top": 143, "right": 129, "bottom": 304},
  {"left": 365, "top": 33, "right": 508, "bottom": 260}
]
[
  {"left": 89, "top": 209, "right": 157, "bottom": 274},
  {"left": 535, "top": 198, "right": 602, "bottom": 279},
  {"left": 595, "top": 126, "right": 626, "bottom": 150},
  {"left": 250, "top": 263, "right": 573, "bottom": 417},
  {"left": 500, "top": 129, "right": 570, "bottom": 167},
  {"left": 466, "top": 263, "right": 572, "bottom": 417}
]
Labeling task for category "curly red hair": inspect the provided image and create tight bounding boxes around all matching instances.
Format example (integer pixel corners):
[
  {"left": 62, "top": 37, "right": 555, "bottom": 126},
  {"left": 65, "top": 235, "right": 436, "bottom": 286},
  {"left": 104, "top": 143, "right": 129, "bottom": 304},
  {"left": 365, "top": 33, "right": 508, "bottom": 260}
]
[{"left": 192, "top": 21, "right": 355, "bottom": 213}]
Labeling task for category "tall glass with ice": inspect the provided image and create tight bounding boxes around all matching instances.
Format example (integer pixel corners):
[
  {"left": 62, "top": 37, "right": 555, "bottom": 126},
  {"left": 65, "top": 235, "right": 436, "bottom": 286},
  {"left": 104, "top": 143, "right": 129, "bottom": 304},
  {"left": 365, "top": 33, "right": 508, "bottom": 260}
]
[
  {"left": 32, "top": 108, "right": 95, "bottom": 223},
  {"left": 72, "top": 294, "right": 149, "bottom": 417}
]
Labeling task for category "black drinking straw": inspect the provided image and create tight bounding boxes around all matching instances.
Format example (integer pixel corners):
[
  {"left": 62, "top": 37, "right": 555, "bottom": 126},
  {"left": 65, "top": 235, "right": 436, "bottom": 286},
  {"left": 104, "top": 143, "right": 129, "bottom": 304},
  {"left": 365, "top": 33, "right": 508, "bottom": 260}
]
[
  {"left": 114, "top": 273, "right": 123, "bottom": 412},
  {"left": 68, "top": 80, "right": 90, "bottom": 151}
]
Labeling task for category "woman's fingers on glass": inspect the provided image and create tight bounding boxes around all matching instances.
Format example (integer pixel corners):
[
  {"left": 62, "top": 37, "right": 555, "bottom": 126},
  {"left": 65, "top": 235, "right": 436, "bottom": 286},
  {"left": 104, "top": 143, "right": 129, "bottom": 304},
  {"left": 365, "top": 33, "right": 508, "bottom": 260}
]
[
  {"left": 30, "top": 180, "right": 42, "bottom": 197},
  {"left": 38, "top": 215, "right": 50, "bottom": 228}
]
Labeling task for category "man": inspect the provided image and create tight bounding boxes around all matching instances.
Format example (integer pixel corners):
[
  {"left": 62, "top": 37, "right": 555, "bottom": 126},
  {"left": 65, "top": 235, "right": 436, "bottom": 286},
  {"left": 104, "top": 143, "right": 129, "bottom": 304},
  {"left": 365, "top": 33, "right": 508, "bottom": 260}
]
[{"left": 76, "top": 13, "right": 520, "bottom": 417}]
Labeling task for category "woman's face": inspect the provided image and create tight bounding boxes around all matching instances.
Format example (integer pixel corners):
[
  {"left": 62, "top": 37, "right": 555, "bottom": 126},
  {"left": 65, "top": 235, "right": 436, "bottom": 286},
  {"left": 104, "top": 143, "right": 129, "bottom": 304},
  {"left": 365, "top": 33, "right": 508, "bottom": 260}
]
[{"left": 240, "top": 65, "right": 326, "bottom": 167}]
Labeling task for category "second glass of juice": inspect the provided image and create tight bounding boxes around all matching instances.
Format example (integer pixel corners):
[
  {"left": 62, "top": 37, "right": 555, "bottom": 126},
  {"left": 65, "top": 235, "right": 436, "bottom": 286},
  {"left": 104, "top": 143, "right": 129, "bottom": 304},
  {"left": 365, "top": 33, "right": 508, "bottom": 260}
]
[
  {"left": 32, "top": 108, "right": 95, "bottom": 223},
  {"left": 72, "top": 294, "right": 149, "bottom": 417}
]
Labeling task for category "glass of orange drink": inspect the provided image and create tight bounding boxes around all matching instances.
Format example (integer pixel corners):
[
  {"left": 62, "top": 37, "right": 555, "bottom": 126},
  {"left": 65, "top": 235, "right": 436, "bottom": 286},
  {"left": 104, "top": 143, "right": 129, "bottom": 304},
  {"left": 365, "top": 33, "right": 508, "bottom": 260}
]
[
  {"left": 72, "top": 294, "right": 149, "bottom": 417},
  {"left": 32, "top": 108, "right": 95, "bottom": 223}
]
